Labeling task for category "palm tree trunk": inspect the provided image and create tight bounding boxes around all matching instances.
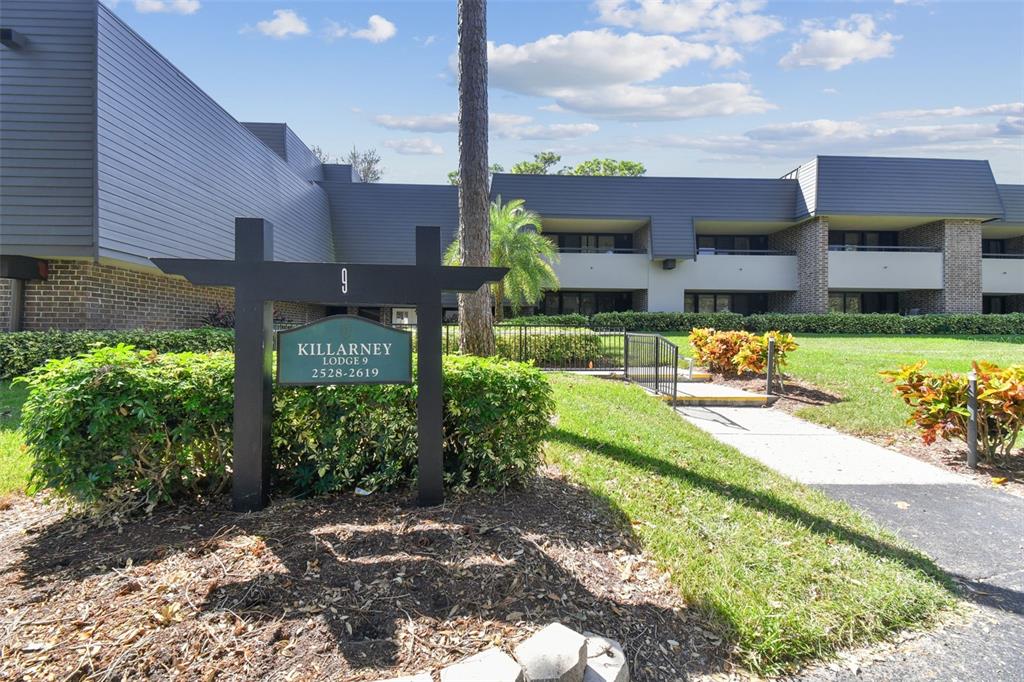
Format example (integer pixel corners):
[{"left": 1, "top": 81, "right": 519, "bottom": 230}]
[{"left": 456, "top": 0, "right": 494, "bottom": 356}]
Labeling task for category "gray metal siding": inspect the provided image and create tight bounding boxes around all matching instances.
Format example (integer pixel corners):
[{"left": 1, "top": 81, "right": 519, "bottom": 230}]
[
  {"left": 321, "top": 164, "right": 458, "bottom": 265},
  {"left": 95, "top": 5, "right": 333, "bottom": 265},
  {"left": 240, "top": 122, "right": 323, "bottom": 183},
  {"left": 0, "top": 0, "right": 97, "bottom": 257},
  {"left": 284, "top": 125, "right": 323, "bottom": 183},
  {"left": 240, "top": 122, "right": 287, "bottom": 160},
  {"left": 813, "top": 156, "right": 1004, "bottom": 218},
  {"left": 995, "top": 184, "right": 1024, "bottom": 224},
  {"left": 783, "top": 158, "right": 817, "bottom": 218},
  {"left": 490, "top": 174, "right": 797, "bottom": 259}
]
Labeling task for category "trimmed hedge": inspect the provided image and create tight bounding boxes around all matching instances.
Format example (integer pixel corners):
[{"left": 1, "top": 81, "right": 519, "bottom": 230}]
[
  {"left": 0, "top": 328, "right": 234, "bottom": 379},
  {"left": 18, "top": 346, "right": 553, "bottom": 515},
  {"left": 507, "top": 311, "right": 1024, "bottom": 335},
  {"left": 495, "top": 327, "right": 602, "bottom": 366}
]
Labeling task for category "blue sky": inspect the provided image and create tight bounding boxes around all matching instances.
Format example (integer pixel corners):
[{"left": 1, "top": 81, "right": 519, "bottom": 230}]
[{"left": 107, "top": 0, "right": 1023, "bottom": 184}]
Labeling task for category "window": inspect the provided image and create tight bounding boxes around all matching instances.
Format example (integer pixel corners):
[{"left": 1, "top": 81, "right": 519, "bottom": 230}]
[
  {"left": 984, "top": 296, "right": 1006, "bottom": 314},
  {"left": 829, "top": 292, "right": 898, "bottom": 313},
  {"left": 391, "top": 308, "right": 416, "bottom": 325},
  {"left": 982, "top": 239, "right": 1005, "bottom": 255},
  {"left": 828, "top": 231, "right": 898, "bottom": 250},
  {"left": 695, "top": 235, "right": 769, "bottom": 254},
  {"left": 548, "top": 233, "right": 635, "bottom": 253},
  {"left": 543, "top": 291, "right": 633, "bottom": 314},
  {"left": 684, "top": 293, "right": 768, "bottom": 314}
]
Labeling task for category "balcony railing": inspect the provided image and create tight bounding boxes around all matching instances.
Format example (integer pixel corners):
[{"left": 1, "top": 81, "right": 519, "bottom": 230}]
[
  {"left": 697, "top": 248, "right": 794, "bottom": 256},
  {"left": 982, "top": 252, "right": 1024, "bottom": 259},
  {"left": 557, "top": 247, "right": 647, "bottom": 254},
  {"left": 827, "top": 245, "right": 940, "bottom": 253}
]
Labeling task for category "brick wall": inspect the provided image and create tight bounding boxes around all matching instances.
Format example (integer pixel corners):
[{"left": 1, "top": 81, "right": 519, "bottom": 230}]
[
  {"left": 1, "top": 260, "right": 324, "bottom": 331},
  {"left": 766, "top": 217, "right": 829, "bottom": 313},
  {"left": 901, "top": 219, "right": 983, "bottom": 313},
  {"left": 0, "top": 279, "right": 10, "bottom": 330}
]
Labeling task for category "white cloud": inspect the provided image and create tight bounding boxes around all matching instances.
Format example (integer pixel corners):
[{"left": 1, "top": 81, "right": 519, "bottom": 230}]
[
  {"left": 324, "top": 20, "right": 348, "bottom": 41},
  {"left": 255, "top": 9, "right": 309, "bottom": 39},
  {"left": 375, "top": 113, "right": 458, "bottom": 133},
  {"left": 503, "top": 123, "right": 602, "bottom": 140},
  {"left": 779, "top": 14, "right": 898, "bottom": 71},
  {"left": 551, "top": 82, "right": 774, "bottom": 120},
  {"left": 352, "top": 15, "right": 396, "bottom": 43},
  {"left": 483, "top": 29, "right": 768, "bottom": 120},
  {"left": 636, "top": 113, "right": 1023, "bottom": 159},
  {"left": 134, "top": 0, "right": 200, "bottom": 14},
  {"left": 822, "top": 88, "right": 839, "bottom": 95},
  {"left": 383, "top": 138, "right": 444, "bottom": 156},
  {"left": 595, "top": 0, "right": 783, "bottom": 44},
  {"left": 488, "top": 30, "right": 730, "bottom": 95},
  {"left": 877, "top": 102, "right": 1024, "bottom": 119},
  {"left": 373, "top": 112, "right": 601, "bottom": 140}
]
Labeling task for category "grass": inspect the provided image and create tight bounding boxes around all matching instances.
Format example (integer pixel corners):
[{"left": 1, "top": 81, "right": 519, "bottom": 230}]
[
  {"left": 546, "top": 373, "right": 955, "bottom": 675},
  {"left": 0, "top": 379, "right": 31, "bottom": 495},
  {"left": 661, "top": 333, "right": 1024, "bottom": 435}
]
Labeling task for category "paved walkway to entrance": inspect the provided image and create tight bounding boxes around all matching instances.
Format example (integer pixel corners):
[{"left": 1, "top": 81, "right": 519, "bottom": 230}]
[{"left": 678, "top": 406, "right": 1024, "bottom": 681}]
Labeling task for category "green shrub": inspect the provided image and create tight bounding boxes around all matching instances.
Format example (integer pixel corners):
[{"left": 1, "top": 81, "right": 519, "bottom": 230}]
[
  {"left": 494, "top": 327, "right": 603, "bottom": 366},
  {"left": 502, "top": 313, "right": 590, "bottom": 327},
  {"left": 0, "top": 327, "right": 234, "bottom": 379},
  {"left": 18, "top": 345, "right": 235, "bottom": 517},
  {"left": 18, "top": 347, "right": 553, "bottom": 515},
  {"left": 509, "top": 311, "right": 1024, "bottom": 335},
  {"left": 592, "top": 311, "right": 746, "bottom": 332},
  {"left": 881, "top": 361, "right": 1024, "bottom": 465}
]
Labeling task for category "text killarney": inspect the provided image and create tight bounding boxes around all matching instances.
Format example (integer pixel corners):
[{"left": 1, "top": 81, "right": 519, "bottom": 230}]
[{"left": 295, "top": 342, "right": 393, "bottom": 357}]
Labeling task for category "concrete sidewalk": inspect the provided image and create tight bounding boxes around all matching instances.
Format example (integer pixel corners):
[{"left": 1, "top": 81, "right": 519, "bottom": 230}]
[{"left": 678, "top": 406, "right": 1024, "bottom": 682}]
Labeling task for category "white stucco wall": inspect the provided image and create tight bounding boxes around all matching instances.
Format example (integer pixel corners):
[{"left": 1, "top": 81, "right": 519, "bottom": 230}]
[
  {"left": 982, "top": 257, "right": 1024, "bottom": 294},
  {"left": 828, "top": 251, "right": 944, "bottom": 290}
]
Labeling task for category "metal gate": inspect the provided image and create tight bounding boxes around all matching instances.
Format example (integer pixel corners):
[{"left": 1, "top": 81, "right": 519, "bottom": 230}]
[{"left": 624, "top": 332, "right": 678, "bottom": 399}]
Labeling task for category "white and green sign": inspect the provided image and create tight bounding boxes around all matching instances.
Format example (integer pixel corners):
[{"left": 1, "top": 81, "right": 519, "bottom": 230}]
[{"left": 276, "top": 315, "right": 412, "bottom": 385}]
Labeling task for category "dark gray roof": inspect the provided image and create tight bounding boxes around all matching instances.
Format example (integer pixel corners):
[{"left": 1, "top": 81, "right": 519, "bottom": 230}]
[
  {"left": 809, "top": 156, "right": 1004, "bottom": 218},
  {"left": 490, "top": 173, "right": 797, "bottom": 259},
  {"left": 321, "top": 165, "right": 458, "bottom": 265},
  {"left": 241, "top": 122, "right": 323, "bottom": 183},
  {"left": 994, "top": 184, "right": 1024, "bottom": 225}
]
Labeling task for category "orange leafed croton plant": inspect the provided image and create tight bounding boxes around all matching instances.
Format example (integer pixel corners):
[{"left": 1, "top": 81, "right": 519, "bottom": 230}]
[{"left": 881, "top": 361, "right": 1024, "bottom": 465}]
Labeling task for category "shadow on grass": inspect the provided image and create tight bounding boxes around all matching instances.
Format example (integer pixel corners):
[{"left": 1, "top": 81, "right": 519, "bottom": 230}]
[{"left": 547, "top": 426, "right": 956, "bottom": 594}]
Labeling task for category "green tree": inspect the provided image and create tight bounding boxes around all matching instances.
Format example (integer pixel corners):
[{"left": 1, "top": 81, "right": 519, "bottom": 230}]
[
  {"left": 510, "top": 151, "right": 562, "bottom": 175},
  {"left": 447, "top": 163, "right": 504, "bottom": 186},
  {"left": 561, "top": 158, "right": 646, "bottom": 177},
  {"left": 445, "top": 197, "right": 559, "bottom": 322}
]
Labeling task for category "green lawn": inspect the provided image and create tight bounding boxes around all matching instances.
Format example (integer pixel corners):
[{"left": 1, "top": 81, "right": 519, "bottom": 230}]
[
  {"left": 547, "top": 373, "right": 954, "bottom": 674},
  {"left": 0, "top": 379, "right": 31, "bottom": 495},
  {"left": 661, "top": 333, "right": 1024, "bottom": 435}
]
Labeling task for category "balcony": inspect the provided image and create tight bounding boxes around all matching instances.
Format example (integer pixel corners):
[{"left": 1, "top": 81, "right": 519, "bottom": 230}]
[
  {"left": 683, "top": 250, "right": 798, "bottom": 291},
  {"left": 982, "top": 254, "right": 1024, "bottom": 294},
  {"left": 551, "top": 251, "right": 649, "bottom": 289},
  {"left": 828, "top": 246, "right": 943, "bottom": 290}
]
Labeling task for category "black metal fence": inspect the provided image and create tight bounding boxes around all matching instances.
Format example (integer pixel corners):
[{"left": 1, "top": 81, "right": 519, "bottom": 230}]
[
  {"left": 624, "top": 332, "right": 679, "bottom": 399},
  {"left": 392, "top": 323, "right": 680, "bottom": 393},
  {"left": 392, "top": 323, "right": 627, "bottom": 371}
]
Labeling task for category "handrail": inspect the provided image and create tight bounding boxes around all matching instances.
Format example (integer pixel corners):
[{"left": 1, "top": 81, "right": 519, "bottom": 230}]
[
  {"left": 698, "top": 248, "right": 795, "bottom": 256},
  {"left": 827, "top": 245, "right": 940, "bottom": 253},
  {"left": 982, "top": 252, "right": 1024, "bottom": 259},
  {"left": 557, "top": 247, "right": 647, "bottom": 254}
]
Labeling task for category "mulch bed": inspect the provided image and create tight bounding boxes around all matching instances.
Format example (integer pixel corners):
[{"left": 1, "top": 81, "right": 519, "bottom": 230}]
[
  {"left": 0, "top": 466, "right": 734, "bottom": 681},
  {"left": 708, "top": 373, "right": 1024, "bottom": 497}
]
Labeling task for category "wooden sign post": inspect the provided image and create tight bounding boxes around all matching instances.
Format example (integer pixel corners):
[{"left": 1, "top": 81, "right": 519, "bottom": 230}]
[{"left": 154, "top": 217, "right": 505, "bottom": 512}]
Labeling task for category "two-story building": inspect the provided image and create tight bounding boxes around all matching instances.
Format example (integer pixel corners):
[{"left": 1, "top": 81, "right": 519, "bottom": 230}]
[{"left": 2, "top": 0, "right": 1022, "bottom": 331}]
